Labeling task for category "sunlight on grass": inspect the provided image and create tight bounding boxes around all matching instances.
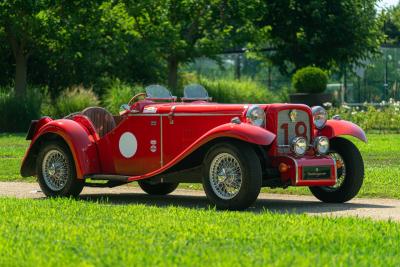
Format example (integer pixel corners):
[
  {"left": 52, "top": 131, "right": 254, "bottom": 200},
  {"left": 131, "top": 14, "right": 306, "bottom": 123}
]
[{"left": 0, "top": 198, "right": 399, "bottom": 266}]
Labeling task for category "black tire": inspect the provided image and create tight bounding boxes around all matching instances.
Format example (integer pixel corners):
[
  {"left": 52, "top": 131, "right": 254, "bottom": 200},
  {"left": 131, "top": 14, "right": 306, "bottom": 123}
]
[
  {"left": 36, "top": 141, "right": 84, "bottom": 197},
  {"left": 138, "top": 180, "right": 179, "bottom": 195},
  {"left": 202, "top": 142, "right": 262, "bottom": 210},
  {"left": 309, "top": 137, "right": 364, "bottom": 203}
]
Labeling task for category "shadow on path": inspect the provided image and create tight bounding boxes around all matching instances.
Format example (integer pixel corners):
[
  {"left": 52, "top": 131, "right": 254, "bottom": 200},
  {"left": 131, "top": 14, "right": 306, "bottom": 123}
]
[{"left": 78, "top": 192, "right": 393, "bottom": 214}]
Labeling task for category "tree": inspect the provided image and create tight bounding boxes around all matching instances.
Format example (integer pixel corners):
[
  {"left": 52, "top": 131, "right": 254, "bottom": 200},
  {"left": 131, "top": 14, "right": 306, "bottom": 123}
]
[
  {"left": 258, "top": 0, "right": 382, "bottom": 74},
  {"left": 0, "top": 0, "right": 61, "bottom": 95},
  {"left": 0, "top": 1, "right": 152, "bottom": 96},
  {"left": 380, "top": 4, "right": 400, "bottom": 45},
  {"left": 125, "top": 0, "right": 265, "bottom": 90},
  {"left": 38, "top": 1, "right": 142, "bottom": 96}
]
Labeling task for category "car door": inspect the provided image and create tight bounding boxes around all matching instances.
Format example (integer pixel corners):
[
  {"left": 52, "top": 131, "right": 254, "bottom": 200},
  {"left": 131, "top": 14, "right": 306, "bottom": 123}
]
[{"left": 98, "top": 114, "right": 162, "bottom": 175}]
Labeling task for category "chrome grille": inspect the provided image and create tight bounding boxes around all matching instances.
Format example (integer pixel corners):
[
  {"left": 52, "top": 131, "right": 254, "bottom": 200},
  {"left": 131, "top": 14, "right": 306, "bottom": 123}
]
[{"left": 277, "top": 109, "right": 310, "bottom": 153}]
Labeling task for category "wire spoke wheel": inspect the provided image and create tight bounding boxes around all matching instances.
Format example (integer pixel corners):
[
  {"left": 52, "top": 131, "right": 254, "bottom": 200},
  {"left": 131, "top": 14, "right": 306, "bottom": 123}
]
[
  {"left": 42, "top": 149, "right": 69, "bottom": 191},
  {"left": 203, "top": 142, "right": 262, "bottom": 210},
  {"left": 308, "top": 137, "right": 364, "bottom": 203},
  {"left": 209, "top": 153, "right": 243, "bottom": 200}
]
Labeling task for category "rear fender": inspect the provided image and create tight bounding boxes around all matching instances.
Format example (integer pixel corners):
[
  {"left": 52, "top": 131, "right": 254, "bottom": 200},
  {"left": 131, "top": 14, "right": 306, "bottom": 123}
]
[
  {"left": 316, "top": 119, "right": 367, "bottom": 143},
  {"left": 127, "top": 122, "right": 275, "bottom": 181},
  {"left": 20, "top": 119, "right": 100, "bottom": 178}
]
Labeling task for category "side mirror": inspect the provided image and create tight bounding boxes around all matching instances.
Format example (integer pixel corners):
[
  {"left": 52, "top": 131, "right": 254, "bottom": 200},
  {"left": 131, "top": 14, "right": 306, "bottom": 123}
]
[{"left": 119, "top": 104, "right": 131, "bottom": 115}]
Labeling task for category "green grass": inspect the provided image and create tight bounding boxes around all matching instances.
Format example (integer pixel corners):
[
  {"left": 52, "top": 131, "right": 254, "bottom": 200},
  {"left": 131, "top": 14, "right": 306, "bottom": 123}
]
[
  {"left": 0, "top": 133, "right": 32, "bottom": 181},
  {"left": 0, "top": 197, "right": 399, "bottom": 266},
  {"left": 1, "top": 133, "right": 399, "bottom": 198}
]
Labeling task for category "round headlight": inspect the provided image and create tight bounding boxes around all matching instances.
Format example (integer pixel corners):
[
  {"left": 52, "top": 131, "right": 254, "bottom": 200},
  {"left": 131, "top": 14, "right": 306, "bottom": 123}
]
[
  {"left": 291, "top": 137, "right": 307, "bottom": 156},
  {"left": 314, "top": 136, "right": 329, "bottom": 155},
  {"left": 312, "top": 106, "right": 327, "bottom": 129},
  {"left": 246, "top": 105, "right": 265, "bottom": 127}
]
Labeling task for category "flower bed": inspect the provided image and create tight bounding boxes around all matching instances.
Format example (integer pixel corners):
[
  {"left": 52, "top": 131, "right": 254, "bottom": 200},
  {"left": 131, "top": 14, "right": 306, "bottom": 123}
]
[{"left": 325, "top": 99, "right": 400, "bottom": 133}]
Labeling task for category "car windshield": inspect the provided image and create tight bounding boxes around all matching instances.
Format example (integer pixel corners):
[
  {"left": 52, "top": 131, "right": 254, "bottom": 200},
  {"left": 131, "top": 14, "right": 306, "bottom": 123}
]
[
  {"left": 183, "top": 84, "right": 209, "bottom": 99},
  {"left": 145, "top": 85, "right": 173, "bottom": 99}
]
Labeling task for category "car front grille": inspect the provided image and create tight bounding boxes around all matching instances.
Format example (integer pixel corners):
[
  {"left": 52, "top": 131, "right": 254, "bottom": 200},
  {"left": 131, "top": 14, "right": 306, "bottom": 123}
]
[{"left": 277, "top": 109, "right": 311, "bottom": 153}]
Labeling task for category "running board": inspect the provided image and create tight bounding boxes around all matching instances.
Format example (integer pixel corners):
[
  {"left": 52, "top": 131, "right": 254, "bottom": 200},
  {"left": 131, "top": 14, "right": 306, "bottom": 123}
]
[
  {"left": 85, "top": 180, "right": 128, "bottom": 188},
  {"left": 85, "top": 174, "right": 130, "bottom": 182}
]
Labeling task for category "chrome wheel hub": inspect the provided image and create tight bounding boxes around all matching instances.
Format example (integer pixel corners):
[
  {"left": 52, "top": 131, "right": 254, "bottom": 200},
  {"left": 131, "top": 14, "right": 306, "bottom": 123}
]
[
  {"left": 42, "top": 150, "right": 69, "bottom": 191},
  {"left": 324, "top": 152, "right": 346, "bottom": 191},
  {"left": 209, "top": 153, "right": 242, "bottom": 200}
]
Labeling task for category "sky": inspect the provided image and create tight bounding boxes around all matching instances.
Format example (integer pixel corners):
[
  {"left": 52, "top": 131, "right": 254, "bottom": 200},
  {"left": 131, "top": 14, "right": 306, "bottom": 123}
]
[{"left": 378, "top": 0, "right": 399, "bottom": 9}]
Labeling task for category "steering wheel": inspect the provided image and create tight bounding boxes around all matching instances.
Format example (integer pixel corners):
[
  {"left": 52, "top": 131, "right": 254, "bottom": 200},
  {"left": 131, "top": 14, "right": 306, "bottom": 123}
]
[{"left": 128, "top": 93, "right": 147, "bottom": 106}]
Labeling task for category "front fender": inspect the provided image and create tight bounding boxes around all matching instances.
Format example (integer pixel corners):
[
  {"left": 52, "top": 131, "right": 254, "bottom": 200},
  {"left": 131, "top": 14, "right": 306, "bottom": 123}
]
[
  {"left": 21, "top": 119, "right": 100, "bottom": 178},
  {"left": 127, "top": 122, "right": 275, "bottom": 181},
  {"left": 199, "top": 122, "right": 276, "bottom": 146},
  {"left": 316, "top": 119, "right": 367, "bottom": 143}
]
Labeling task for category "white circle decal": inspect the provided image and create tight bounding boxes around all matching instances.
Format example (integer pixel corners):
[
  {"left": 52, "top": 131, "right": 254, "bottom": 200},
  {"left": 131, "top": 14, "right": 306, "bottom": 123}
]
[{"left": 119, "top": 132, "right": 138, "bottom": 158}]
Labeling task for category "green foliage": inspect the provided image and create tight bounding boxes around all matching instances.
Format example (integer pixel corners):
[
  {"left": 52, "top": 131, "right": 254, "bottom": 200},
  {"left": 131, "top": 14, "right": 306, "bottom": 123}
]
[
  {"left": 0, "top": 0, "right": 160, "bottom": 95},
  {"left": 259, "top": 0, "right": 382, "bottom": 72},
  {"left": 0, "top": 0, "right": 383, "bottom": 97},
  {"left": 0, "top": 87, "right": 42, "bottom": 132},
  {"left": 50, "top": 86, "right": 99, "bottom": 118},
  {"left": 0, "top": 0, "right": 64, "bottom": 94},
  {"left": 102, "top": 79, "right": 144, "bottom": 114},
  {"left": 124, "top": 0, "right": 265, "bottom": 89},
  {"left": 199, "top": 77, "right": 280, "bottom": 103},
  {"left": 380, "top": 4, "right": 400, "bottom": 45},
  {"left": 292, "top": 67, "right": 328, "bottom": 94}
]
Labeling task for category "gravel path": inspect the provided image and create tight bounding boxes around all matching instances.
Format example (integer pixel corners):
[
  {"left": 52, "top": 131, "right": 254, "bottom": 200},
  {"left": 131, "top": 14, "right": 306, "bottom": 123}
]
[{"left": 1, "top": 181, "right": 400, "bottom": 221}]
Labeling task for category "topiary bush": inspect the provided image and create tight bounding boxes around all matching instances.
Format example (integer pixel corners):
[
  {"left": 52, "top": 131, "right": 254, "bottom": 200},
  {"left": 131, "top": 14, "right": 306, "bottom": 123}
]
[
  {"left": 292, "top": 67, "right": 328, "bottom": 94},
  {"left": 102, "top": 79, "right": 144, "bottom": 114},
  {"left": 51, "top": 85, "right": 99, "bottom": 118},
  {"left": 0, "top": 87, "right": 43, "bottom": 132}
]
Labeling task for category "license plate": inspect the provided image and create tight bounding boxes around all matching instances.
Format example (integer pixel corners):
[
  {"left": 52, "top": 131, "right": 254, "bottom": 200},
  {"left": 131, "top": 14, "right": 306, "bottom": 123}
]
[{"left": 302, "top": 166, "right": 331, "bottom": 180}]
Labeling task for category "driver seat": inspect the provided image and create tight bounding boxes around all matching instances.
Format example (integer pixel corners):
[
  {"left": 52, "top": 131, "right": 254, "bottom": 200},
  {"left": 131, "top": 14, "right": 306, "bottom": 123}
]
[{"left": 82, "top": 107, "right": 116, "bottom": 138}]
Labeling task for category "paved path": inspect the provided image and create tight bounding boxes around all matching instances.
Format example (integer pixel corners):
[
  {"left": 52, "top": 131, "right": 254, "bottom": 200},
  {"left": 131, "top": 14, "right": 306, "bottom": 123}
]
[{"left": 1, "top": 182, "right": 399, "bottom": 221}]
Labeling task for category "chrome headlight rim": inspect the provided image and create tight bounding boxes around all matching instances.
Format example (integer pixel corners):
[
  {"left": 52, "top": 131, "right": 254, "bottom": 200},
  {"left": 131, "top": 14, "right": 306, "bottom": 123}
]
[
  {"left": 312, "top": 106, "right": 328, "bottom": 129},
  {"left": 313, "top": 136, "right": 330, "bottom": 155},
  {"left": 290, "top": 136, "right": 308, "bottom": 156},
  {"left": 246, "top": 105, "right": 265, "bottom": 127}
]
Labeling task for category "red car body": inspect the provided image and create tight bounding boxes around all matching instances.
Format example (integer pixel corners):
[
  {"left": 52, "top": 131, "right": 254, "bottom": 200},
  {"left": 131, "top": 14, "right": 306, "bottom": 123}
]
[{"left": 21, "top": 101, "right": 365, "bottom": 185}]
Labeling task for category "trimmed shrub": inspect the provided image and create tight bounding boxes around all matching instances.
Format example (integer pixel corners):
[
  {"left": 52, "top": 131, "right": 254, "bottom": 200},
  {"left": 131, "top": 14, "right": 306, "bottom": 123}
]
[
  {"left": 52, "top": 86, "right": 99, "bottom": 118},
  {"left": 292, "top": 67, "right": 328, "bottom": 94},
  {"left": 0, "top": 87, "right": 43, "bottom": 133},
  {"left": 199, "top": 77, "right": 280, "bottom": 103},
  {"left": 102, "top": 79, "right": 144, "bottom": 114}
]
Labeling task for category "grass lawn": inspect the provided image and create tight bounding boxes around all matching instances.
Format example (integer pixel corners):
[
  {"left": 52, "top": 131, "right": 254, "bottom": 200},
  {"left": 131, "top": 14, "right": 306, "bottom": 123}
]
[
  {"left": 1, "top": 133, "right": 399, "bottom": 198},
  {"left": 0, "top": 197, "right": 399, "bottom": 266}
]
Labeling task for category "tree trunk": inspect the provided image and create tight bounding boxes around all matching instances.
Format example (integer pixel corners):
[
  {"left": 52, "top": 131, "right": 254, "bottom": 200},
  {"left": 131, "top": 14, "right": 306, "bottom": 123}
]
[
  {"left": 5, "top": 26, "right": 29, "bottom": 96},
  {"left": 15, "top": 51, "right": 28, "bottom": 97},
  {"left": 168, "top": 56, "right": 179, "bottom": 92}
]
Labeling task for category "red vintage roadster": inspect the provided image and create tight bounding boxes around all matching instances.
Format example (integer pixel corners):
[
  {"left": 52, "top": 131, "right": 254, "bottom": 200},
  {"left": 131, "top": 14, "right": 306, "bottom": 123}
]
[{"left": 20, "top": 84, "right": 366, "bottom": 210}]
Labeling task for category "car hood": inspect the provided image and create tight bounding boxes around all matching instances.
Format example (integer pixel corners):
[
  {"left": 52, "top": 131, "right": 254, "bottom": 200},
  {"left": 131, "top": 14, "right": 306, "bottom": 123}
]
[{"left": 139, "top": 102, "right": 268, "bottom": 115}]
